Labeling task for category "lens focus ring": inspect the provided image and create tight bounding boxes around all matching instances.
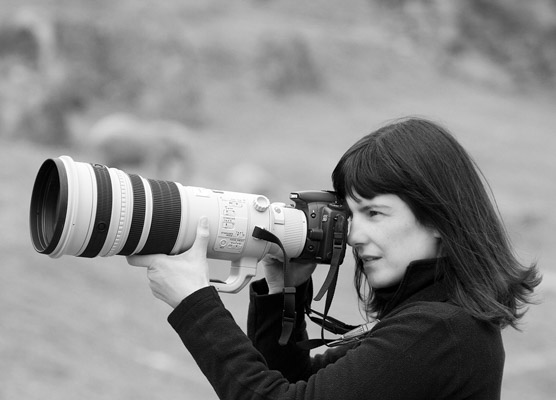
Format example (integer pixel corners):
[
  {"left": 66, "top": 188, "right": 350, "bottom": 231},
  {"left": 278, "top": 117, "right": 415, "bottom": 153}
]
[
  {"left": 118, "top": 174, "right": 146, "bottom": 256},
  {"left": 137, "top": 179, "right": 181, "bottom": 255}
]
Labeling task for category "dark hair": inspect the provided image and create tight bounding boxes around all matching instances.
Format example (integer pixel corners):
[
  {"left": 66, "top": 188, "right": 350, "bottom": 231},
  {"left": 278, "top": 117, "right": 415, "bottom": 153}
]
[{"left": 332, "top": 117, "right": 541, "bottom": 328}]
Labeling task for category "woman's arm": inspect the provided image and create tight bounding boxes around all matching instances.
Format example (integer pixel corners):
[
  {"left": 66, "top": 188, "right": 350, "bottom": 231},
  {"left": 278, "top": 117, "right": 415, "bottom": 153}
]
[
  {"left": 169, "top": 288, "right": 501, "bottom": 400},
  {"left": 169, "top": 286, "right": 361, "bottom": 400}
]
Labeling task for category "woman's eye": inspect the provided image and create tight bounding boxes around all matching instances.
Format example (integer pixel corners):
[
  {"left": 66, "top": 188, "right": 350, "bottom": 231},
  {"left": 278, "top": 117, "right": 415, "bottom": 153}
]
[{"left": 368, "top": 210, "right": 381, "bottom": 217}]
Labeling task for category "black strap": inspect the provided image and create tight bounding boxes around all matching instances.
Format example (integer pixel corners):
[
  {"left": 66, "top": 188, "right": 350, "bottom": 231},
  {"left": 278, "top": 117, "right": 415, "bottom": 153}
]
[
  {"left": 252, "top": 214, "right": 351, "bottom": 349},
  {"left": 313, "top": 214, "right": 346, "bottom": 301},
  {"left": 252, "top": 227, "right": 296, "bottom": 346},
  {"left": 300, "top": 214, "right": 348, "bottom": 349},
  {"left": 306, "top": 306, "right": 356, "bottom": 335},
  {"left": 298, "top": 320, "right": 379, "bottom": 350}
]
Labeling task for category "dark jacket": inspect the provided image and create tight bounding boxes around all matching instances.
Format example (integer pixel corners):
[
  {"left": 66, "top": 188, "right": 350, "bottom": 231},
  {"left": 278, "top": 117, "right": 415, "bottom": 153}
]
[{"left": 168, "top": 259, "right": 505, "bottom": 399}]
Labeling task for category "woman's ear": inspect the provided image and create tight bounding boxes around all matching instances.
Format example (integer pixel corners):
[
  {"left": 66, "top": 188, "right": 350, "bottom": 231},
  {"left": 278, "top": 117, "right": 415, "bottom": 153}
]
[
  {"left": 430, "top": 227, "right": 441, "bottom": 240},
  {"left": 430, "top": 228, "right": 443, "bottom": 257}
]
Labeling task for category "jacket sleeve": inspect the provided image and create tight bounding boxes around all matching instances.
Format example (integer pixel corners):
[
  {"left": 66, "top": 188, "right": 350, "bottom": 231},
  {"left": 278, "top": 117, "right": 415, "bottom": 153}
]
[{"left": 167, "top": 286, "right": 499, "bottom": 400}]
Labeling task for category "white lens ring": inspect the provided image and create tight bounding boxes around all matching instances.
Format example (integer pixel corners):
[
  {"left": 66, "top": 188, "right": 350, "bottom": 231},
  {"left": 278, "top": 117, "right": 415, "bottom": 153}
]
[
  {"left": 132, "top": 176, "right": 153, "bottom": 254},
  {"left": 53, "top": 156, "right": 98, "bottom": 258},
  {"left": 104, "top": 168, "right": 133, "bottom": 256}
]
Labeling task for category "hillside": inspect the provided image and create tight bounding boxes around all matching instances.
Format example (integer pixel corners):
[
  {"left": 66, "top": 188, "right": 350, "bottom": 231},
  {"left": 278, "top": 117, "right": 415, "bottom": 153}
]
[{"left": 1, "top": 1, "right": 555, "bottom": 399}]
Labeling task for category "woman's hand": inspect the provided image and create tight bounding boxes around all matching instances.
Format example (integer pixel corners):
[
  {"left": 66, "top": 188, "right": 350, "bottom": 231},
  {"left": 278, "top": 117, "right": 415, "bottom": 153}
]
[
  {"left": 261, "top": 255, "right": 317, "bottom": 295},
  {"left": 127, "top": 217, "right": 211, "bottom": 308}
]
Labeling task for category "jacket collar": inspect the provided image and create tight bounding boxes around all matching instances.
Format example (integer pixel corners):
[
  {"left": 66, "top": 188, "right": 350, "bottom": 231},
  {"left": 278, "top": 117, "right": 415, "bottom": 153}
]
[{"left": 375, "top": 258, "right": 450, "bottom": 319}]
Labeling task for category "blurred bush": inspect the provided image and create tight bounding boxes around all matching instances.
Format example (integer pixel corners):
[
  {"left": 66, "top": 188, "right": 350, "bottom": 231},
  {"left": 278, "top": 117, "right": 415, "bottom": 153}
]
[
  {"left": 1, "top": 0, "right": 555, "bottom": 147},
  {"left": 255, "top": 33, "right": 323, "bottom": 96},
  {"left": 374, "top": 0, "right": 556, "bottom": 88},
  {"left": 0, "top": 6, "right": 204, "bottom": 147}
]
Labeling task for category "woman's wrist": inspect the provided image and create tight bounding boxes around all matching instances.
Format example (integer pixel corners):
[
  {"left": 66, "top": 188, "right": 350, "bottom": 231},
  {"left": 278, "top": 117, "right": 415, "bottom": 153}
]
[{"left": 267, "top": 284, "right": 284, "bottom": 295}]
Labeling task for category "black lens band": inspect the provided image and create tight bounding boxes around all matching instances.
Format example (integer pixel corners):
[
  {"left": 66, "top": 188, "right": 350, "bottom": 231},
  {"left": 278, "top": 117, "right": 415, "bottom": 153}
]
[
  {"left": 138, "top": 179, "right": 181, "bottom": 255},
  {"left": 80, "top": 164, "right": 113, "bottom": 258},
  {"left": 118, "top": 174, "right": 146, "bottom": 256}
]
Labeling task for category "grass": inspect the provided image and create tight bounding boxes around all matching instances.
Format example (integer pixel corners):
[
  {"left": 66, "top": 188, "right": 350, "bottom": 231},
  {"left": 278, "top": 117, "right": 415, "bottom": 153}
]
[{"left": 1, "top": 1, "right": 555, "bottom": 399}]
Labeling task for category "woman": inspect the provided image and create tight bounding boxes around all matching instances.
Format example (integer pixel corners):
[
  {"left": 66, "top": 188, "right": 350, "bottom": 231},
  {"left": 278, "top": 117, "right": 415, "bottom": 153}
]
[{"left": 128, "top": 117, "right": 540, "bottom": 399}]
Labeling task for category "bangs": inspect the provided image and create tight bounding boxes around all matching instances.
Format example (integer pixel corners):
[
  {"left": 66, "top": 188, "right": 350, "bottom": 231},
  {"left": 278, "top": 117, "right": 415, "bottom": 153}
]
[{"left": 332, "top": 132, "right": 401, "bottom": 202}]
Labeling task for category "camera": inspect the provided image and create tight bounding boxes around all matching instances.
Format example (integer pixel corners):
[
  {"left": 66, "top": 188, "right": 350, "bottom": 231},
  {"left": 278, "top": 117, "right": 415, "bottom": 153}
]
[{"left": 29, "top": 156, "right": 348, "bottom": 293}]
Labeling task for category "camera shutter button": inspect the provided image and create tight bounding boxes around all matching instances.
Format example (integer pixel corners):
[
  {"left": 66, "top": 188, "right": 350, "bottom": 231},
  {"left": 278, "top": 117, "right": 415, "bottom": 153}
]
[{"left": 253, "top": 195, "right": 270, "bottom": 212}]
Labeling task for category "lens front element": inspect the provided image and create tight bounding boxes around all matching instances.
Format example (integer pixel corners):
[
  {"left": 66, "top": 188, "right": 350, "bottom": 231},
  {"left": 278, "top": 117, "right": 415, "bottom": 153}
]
[{"left": 30, "top": 158, "right": 68, "bottom": 254}]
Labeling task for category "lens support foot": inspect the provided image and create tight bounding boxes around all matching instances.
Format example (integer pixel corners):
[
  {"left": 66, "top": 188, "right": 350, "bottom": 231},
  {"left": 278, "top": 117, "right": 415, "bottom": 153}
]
[{"left": 211, "top": 256, "right": 258, "bottom": 293}]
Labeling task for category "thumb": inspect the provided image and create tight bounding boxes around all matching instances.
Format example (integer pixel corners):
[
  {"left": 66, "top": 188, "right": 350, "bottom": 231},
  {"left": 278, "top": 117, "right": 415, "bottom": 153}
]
[
  {"left": 190, "top": 216, "right": 210, "bottom": 254},
  {"left": 127, "top": 253, "right": 160, "bottom": 268}
]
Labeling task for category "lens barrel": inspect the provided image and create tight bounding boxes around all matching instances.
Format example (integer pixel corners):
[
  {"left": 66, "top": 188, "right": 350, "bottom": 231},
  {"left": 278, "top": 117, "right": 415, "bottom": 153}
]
[
  {"left": 29, "top": 156, "right": 183, "bottom": 258},
  {"left": 30, "top": 155, "right": 309, "bottom": 271},
  {"left": 29, "top": 156, "right": 344, "bottom": 294}
]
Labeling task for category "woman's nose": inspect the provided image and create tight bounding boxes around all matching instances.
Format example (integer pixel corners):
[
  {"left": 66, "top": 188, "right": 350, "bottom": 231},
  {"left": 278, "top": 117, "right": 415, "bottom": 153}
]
[{"left": 347, "top": 219, "right": 364, "bottom": 248}]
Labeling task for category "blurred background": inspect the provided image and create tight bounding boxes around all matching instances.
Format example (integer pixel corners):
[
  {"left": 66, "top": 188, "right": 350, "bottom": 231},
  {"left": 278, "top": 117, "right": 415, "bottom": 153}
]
[{"left": 1, "top": 0, "right": 555, "bottom": 399}]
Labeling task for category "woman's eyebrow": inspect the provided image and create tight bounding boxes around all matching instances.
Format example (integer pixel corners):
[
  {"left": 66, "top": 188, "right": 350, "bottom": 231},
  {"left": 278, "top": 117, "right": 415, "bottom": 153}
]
[
  {"left": 356, "top": 203, "right": 391, "bottom": 213},
  {"left": 358, "top": 198, "right": 391, "bottom": 209}
]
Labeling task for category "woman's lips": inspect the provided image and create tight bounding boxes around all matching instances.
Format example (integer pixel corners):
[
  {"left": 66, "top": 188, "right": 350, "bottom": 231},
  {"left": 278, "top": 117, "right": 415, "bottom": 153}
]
[{"left": 360, "top": 255, "right": 382, "bottom": 266}]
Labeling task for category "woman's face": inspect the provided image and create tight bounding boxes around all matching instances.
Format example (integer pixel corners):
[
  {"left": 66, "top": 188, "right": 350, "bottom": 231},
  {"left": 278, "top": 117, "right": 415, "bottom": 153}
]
[{"left": 346, "top": 193, "right": 441, "bottom": 289}]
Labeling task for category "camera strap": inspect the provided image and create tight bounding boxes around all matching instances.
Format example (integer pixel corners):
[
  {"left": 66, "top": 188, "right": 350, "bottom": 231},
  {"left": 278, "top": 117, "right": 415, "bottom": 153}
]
[
  {"left": 300, "top": 273, "right": 380, "bottom": 349},
  {"left": 297, "top": 215, "right": 378, "bottom": 350},
  {"left": 298, "top": 246, "right": 351, "bottom": 350},
  {"left": 252, "top": 213, "right": 350, "bottom": 348},
  {"left": 251, "top": 226, "right": 297, "bottom": 346},
  {"left": 299, "top": 213, "right": 363, "bottom": 350},
  {"left": 299, "top": 319, "right": 380, "bottom": 349}
]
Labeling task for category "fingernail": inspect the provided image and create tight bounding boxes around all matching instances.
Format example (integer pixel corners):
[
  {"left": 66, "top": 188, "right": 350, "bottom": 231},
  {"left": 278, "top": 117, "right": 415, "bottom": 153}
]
[{"left": 200, "top": 216, "right": 209, "bottom": 228}]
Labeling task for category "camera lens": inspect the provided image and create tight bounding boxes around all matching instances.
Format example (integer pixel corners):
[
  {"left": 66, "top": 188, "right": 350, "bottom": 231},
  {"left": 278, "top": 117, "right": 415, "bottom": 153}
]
[
  {"left": 30, "top": 156, "right": 185, "bottom": 258},
  {"left": 29, "top": 158, "right": 68, "bottom": 254}
]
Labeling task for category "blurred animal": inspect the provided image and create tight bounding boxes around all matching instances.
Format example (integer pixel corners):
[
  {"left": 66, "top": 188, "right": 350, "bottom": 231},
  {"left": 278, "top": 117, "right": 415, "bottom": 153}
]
[{"left": 88, "top": 113, "right": 195, "bottom": 182}]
